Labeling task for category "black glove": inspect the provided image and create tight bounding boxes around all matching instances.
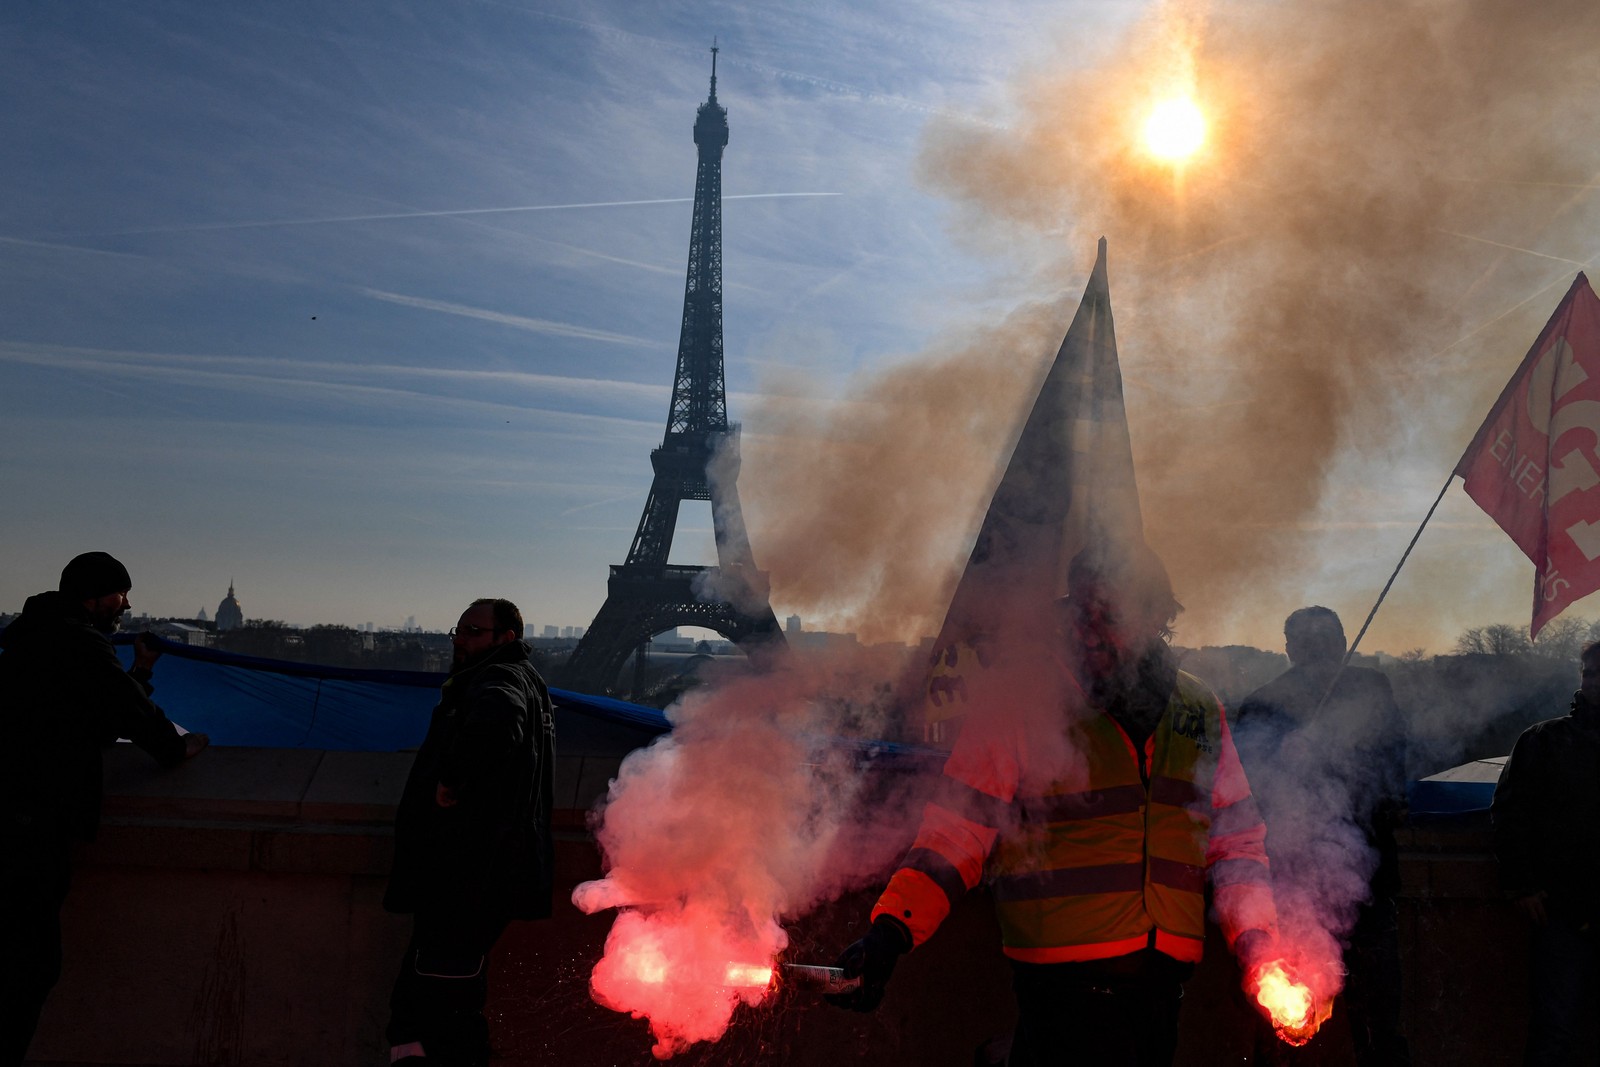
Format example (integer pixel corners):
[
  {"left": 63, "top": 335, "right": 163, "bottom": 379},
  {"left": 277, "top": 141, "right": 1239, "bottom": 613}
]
[{"left": 824, "top": 915, "right": 912, "bottom": 1012}]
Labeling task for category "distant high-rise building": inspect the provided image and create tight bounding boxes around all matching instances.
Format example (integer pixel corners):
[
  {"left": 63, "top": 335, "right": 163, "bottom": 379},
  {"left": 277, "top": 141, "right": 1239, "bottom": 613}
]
[
  {"left": 405, "top": 615, "right": 417, "bottom": 632},
  {"left": 786, "top": 614, "right": 801, "bottom": 634},
  {"left": 542, "top": 625, "right": 559, "bottom": 638},
  {"left": 215, "top": 581, "right": 244, "bottom": 631}
]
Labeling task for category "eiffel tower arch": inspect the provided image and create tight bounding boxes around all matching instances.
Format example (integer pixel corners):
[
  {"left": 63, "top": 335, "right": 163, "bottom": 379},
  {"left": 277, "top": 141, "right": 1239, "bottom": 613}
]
[{"left": 564, "top": 47, "right": 783, "bottom": 696}]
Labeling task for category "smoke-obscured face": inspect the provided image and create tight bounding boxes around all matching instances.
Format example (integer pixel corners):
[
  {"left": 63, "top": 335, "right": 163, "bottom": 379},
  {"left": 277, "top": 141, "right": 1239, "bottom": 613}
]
[{"left": 1063, "top": 582, "right": 1166, "bottom": 685}]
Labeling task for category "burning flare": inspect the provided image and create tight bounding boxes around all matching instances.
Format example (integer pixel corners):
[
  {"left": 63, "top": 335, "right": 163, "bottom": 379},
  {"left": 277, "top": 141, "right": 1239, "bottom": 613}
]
[
  {"left": 723, "top": 962, "right": 776, "bottom": 988},
  {"left": 580, "top": 903, "right": 784, "bottom": 1059},
  {"left": 1251, "top": 960, "right": 1330, "bottom": 1047}
]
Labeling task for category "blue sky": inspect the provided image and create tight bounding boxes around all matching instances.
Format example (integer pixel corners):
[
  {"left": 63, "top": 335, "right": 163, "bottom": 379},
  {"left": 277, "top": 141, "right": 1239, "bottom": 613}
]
[
  {"left": 2, "top": 0, "right": 1098, "bottom": 630},
  {"left": 6, "top": 0, "right": 1600, "bottom": 655}
]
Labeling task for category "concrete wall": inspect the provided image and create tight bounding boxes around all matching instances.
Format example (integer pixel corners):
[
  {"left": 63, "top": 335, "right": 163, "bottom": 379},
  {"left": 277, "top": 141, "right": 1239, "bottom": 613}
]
[
  {"left": 30, "top": 742, "right": 632, "bottom": 1066},
  {"left": 29, "top": 749, "right": 1538, "bottom": 1066}
]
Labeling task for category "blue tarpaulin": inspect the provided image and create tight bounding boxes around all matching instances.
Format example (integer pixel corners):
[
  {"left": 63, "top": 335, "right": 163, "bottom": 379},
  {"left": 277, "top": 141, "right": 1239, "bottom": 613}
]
[
  {"left": 112, "top": 635, "right": 670, "bottom": 752},
  {"left": 1406, "top": 756, "right": 1506, "bottom": 817},
  {"left": 108, "top": 635, "right": 947, "bottom": 767}
]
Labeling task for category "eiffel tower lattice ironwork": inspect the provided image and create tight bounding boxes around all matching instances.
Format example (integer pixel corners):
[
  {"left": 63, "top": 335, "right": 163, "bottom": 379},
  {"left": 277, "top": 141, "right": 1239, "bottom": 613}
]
[{"left": 564, "top": 47, "right": 783, "bottom": 696}]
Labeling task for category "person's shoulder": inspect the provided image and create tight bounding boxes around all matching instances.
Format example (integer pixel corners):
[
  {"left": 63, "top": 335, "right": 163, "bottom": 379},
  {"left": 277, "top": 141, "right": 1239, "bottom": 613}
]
[
  {"left": 3, "top": 602, "right": 109, "bottom": 661},
  {"left": 1518, "top": 713, "right": 1578, "bottom": 741},
  {"left": 1239, "top": 668, "right": 1300, "bottom": 711},
  {"left": 471, "top": 649, "right": 544, "bottom": 696},
  {"left": 1336, "top": 664, "right": 1393, "bottom": 692},
  {"left": 1174, "top": 669, "right": 1222, "bottom": 709}
]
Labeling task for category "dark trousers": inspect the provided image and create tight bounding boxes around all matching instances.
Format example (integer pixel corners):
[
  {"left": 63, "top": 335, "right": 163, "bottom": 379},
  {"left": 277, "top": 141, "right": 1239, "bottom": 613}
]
[
  {"left": 0, "top": 834, "right": 73, "bottom": 1067},
  {"left": 387, "top": 909, "right": 510, "bottom": 1067},
  {"left": 1005, "top": 951, "right": 1191, "bottom": 1067},
  {"left": 1524, "top": 912, "right": 1599, "bottom": 1066},
  {"left": 1254, "top": 897, "right": 1410, "bottom": 1067}
]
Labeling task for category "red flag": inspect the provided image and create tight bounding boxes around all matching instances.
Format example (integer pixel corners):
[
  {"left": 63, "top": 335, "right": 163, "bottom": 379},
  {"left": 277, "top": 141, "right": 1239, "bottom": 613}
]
[{"left": 1456, "top": 274, "right": 1600, "bottom": 637}]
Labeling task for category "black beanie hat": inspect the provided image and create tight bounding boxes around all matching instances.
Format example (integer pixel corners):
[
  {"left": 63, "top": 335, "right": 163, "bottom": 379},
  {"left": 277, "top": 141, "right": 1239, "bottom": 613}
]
[{"left": 59, "top": 552, "right": 133, "bottom": 601}]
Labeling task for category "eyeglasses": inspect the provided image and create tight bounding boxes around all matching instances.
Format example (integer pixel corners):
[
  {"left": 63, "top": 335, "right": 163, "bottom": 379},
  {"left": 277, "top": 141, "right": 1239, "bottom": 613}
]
[{"left": 449, "top": 623, "right": 494, "bottom": 637}]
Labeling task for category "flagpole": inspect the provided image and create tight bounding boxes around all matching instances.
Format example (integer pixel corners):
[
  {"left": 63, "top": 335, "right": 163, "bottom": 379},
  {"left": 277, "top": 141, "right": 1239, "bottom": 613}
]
[
  {"left": 1310, "top": 470, "right": 1458, "bottom": 716},
  {"left": 1343, "top": 471, "right": 1458, "bottom": 664}
]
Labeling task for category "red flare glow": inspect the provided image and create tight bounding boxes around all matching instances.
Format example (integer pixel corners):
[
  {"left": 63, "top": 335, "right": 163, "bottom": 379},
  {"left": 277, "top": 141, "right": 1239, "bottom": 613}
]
[
  {"left": 587, "top": 908, "right": 781, "bottom": 1059},
  {"left": 1252, "top": 960, "right": 1329, "bottom": 1047},
  {"left": 723, "top": 962, "right": 775, "bottom": 988}
]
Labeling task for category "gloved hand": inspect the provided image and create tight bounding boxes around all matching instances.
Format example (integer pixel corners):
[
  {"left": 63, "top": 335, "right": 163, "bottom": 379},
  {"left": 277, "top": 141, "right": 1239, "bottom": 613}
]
[{"left": 824, "top": 915, "right": 912, "bottom": 1012}]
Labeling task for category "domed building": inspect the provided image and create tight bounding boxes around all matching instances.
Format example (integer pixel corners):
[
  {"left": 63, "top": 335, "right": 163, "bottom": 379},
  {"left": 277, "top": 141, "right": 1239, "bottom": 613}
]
[{"left": 215, "top": 581, "right": 244, "bottom": 632}]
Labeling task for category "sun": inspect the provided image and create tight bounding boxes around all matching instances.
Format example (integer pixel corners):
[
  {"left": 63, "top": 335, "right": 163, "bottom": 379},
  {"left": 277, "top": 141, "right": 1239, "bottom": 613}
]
[{"left": 1142, "top": 96, "right": 1207, "bottom": 163}]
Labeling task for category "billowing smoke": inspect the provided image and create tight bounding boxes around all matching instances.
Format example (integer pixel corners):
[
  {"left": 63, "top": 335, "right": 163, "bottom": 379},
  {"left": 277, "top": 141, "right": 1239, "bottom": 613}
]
[
  {"left": 738, "top": 300, "right": 1063, "bottom": 644},
  {"left": 578, "top": 0, "right": 1600, "bottom": 1054},
  {"left": 742, "top": 0, "right": 1600, "bottom": 653},
  {"left": 572, "top": 645, "right": 931, "bottom": 1058}
]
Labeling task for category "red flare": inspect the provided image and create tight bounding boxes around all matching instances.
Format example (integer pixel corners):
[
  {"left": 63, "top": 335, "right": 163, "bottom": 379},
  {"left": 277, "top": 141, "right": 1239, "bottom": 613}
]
[
  {"left": 723, "top": 962, "right": 775, "bottom": 988},
  {"left": 1251, "top": 960, "right": 1330, "bottom": 1047}
]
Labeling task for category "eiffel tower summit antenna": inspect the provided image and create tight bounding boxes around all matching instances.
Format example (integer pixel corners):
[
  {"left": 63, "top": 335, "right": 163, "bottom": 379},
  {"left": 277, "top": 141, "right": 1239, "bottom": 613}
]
[{"left": 564, "top": 49, "right": 784, "bottom": 697}]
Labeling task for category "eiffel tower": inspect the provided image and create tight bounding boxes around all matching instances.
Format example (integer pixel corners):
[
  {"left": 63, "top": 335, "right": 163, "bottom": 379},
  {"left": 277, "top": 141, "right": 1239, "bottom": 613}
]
[{"left": 564, "top": 47, "right": 784, "bottom": 696}]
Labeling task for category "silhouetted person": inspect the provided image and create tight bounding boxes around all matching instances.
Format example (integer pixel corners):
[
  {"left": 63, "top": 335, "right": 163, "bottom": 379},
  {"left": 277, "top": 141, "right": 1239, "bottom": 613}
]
[
  {"left": 828, "top": 544, "right": 1283, "bottom": 1066},
  {"left": 384, "top": 598, "right": 554, "bottom": 1067},
  {"left": 0, "top": 552, "right": 208, "bottom": 1066},
  {"left": 1234, "top": 606, "right": 1410, "bottom": 1066},
  {"left": 1493, "top": 638, "right": 1600, "bottom": 1066}
]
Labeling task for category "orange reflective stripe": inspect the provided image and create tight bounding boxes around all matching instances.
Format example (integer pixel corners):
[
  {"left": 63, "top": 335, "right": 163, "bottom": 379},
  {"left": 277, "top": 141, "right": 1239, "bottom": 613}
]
[
  {"left": 1210, "top": 795, "right": 1262, "bottom": 838},
  {"left": 1152, "top": 928, "right": 1204, "bottom": 963},
  {"left": 872, "top": 868, "right": 951, "bottom": 947},
  {"left": 912, "top": 801, "right": 996, "bottom": 889}
]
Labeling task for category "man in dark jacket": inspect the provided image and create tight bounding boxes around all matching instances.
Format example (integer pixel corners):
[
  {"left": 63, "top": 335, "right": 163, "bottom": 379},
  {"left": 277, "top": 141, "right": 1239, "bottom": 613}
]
[
  {"left": 0, "top": 552, "right": 209, "bottom": 1066},
  {"left": 1233, "top": 606, "right": 1410, "bottom": 1066},
  {"left": 385, "top": 597, "right": 555, "bottom": 1067},
  {"left": 1493, "top": 638, "right": 1600, "bottom": 1065}
]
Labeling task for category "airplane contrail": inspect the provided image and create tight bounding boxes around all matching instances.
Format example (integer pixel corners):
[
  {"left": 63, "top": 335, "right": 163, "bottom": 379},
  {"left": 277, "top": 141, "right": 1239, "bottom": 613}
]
[
  {"left": 1436, "top": 228, "right": 1592, "bottom": 270},
  {"left": 62, "top": 193, "right": 842, "bottom": 238}
]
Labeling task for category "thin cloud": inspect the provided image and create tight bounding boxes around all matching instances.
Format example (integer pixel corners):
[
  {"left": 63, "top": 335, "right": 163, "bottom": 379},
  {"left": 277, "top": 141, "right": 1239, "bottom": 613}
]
[
  {"left": 1436, "top": 229, "right": 1594, "bottom": 270},
  {"left": 0, "top": 236, "right": 148, "bottom": 260},
  {"left": 358, "top": 288, "right": 664, "bottom": 348},
  {"left": 469, "top": 0, "right": 1004, "bottom": 126},
  {"left": 0, "top": 341, "right": 662, "bottom": 434},
  {"left": 54, "top": 193, "right": 841, "bottom": 239}
]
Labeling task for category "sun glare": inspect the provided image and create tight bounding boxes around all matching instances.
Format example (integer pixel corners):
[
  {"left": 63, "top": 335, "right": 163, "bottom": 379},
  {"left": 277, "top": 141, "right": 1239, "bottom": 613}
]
[{"left": 1142, "top": 96, "right": 1207, "bottom": 163}]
